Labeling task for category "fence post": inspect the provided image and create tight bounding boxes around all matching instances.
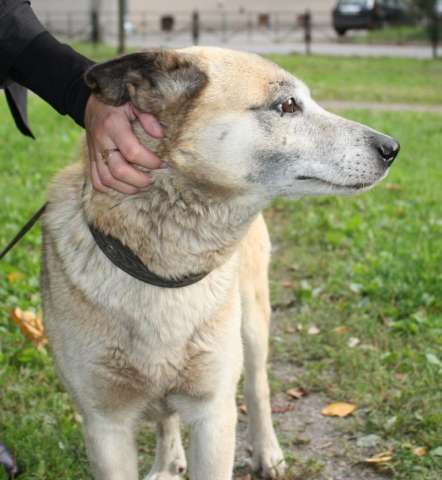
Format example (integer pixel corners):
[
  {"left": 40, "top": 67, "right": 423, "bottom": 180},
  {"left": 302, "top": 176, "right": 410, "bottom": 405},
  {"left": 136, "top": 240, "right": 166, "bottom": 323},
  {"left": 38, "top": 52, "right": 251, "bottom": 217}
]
[
  {"left": 118, "top": 0, "right": 126, "bottom": 54},
  {"left": 304, "top": 9, "right": 312, "bottom": 55},
  {"left": 429, "top": 14, "right": 439, "bottom": 59},
  {"left": 192, "top": 10, "right": 200, "bottom": 45},
  {"left": 90, "top": 0, "right": 101, "bottom": 45}
]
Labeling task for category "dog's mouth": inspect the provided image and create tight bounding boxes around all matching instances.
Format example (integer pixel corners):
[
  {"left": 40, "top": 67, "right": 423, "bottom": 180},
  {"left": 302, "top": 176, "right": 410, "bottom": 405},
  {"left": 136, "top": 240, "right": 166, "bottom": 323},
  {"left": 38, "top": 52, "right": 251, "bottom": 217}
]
[{"left": 296, "top": 176, "right": 373, "bottom": 191}]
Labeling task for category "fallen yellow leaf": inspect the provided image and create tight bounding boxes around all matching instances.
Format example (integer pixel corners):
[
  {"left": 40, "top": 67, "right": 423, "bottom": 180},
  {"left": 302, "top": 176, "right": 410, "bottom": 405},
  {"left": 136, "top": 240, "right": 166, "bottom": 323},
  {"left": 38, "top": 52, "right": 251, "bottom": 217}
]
[
  {"left": 334, "top": 325, "right": 349, "bottom": 334},
  {"left": 321, "top": 402, "right": 356, "bottom": 417},
  {"left": 7, "top": 271, "right": 24, "bottom": 283},
  {"left": 385, "top": 183, "right": 402, "bottom": 191},
  {"left": 364, "top": 450, "right": 394, "bottom": 465},
  {"left": 413, "top": 447, "right": 428, "bottom": 457},
  {"left": 10, "top": 308, "right": 47, "bottom": 351}
]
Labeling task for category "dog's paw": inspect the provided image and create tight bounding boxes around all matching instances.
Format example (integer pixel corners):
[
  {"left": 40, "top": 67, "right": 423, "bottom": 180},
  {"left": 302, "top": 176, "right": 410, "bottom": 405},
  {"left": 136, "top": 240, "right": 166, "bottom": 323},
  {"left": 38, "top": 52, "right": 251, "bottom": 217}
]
[
  {"left": 249, "top": 444, "right": 287, "bottom": 479},
  {"left": 144, "top": 459, "right": 187, "bottom": 480},
  {"left": 144, "top": 474, "right": 181, "bottom": 480}
]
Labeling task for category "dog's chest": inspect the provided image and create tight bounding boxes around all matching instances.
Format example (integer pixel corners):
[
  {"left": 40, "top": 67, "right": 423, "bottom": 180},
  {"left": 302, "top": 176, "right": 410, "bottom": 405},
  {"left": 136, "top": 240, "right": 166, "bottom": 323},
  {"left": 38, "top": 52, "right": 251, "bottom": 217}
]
[{"left": 95, "top": 259, "right": 242, "bottom": 405}]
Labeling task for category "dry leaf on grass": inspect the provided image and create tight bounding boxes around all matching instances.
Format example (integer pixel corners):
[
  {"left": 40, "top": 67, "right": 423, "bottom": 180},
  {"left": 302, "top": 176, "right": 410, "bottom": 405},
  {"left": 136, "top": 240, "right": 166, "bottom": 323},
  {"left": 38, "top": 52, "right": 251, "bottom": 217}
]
[
  {"left": 334, "top": 325, "right": 349, "bottom": 334},
  {"left": 385, "top": 183, "right": 402, "bottom": 191},
  {"left": 272, "top": 403, "right": 295, "bottom": 414},
  {"left": 364, "top": 450, "right": 394, "bottom": 465},
  {"left": 280, "top": 280, "right": 293, "bottom": 289},
  {"left": 287, "top": 387, "right": 308, "bottom": 400},
  {"left": 413, "top": 447, "right": 428, "bottom": 457},
  {"left": 7, "top": 271, "right": 24, "bottom": 283},
  {"left": 321, "top": 402, "right": 356, "bottom": 417},
  {"left": 10, "top": 308, "right": 47, "bottom": 350}
]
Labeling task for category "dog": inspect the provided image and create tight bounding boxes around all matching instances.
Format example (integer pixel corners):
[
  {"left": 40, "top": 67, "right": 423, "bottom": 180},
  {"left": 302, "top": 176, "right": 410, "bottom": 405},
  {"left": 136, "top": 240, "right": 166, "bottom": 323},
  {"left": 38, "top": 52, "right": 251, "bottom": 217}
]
[{"left": 41, "top": 47, "right": 399, "bottom": 480}]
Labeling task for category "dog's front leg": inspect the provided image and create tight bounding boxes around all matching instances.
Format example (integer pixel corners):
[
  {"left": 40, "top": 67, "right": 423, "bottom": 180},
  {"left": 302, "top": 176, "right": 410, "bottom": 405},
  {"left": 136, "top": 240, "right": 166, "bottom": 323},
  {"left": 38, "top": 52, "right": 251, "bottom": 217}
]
[
  {"left": 188, "top": 397, "right": 237, "bottom": 480},
  {"left": 83, "top": 413, "right": 139, "bottom": 480},
  {"left": 145, "top": 413, "right": 187, "bottom": 479},
  {"left": 241, "top": 282, "right": 286, "bottom": 478}
]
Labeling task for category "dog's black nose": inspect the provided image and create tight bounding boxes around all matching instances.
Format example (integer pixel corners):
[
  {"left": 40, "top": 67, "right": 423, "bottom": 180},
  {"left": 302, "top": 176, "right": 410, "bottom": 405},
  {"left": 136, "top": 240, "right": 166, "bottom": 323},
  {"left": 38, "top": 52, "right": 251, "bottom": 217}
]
[{"left": 375, "top": 135, "right": 400, "bottom": 167}]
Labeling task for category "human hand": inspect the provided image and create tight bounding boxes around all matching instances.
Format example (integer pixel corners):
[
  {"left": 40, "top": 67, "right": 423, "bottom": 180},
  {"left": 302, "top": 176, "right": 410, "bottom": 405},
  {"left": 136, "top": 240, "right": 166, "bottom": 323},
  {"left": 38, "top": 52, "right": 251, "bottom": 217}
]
[{"left": 84, "top": 95, "right": 164, "bottom": 194}]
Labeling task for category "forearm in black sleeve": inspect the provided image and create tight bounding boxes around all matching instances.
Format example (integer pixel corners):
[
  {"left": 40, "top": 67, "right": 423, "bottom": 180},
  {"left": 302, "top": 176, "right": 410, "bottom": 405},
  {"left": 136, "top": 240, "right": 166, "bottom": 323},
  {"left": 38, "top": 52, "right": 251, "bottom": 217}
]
[
  {"left": 9, "top": 31, "right": 94, "bottom": 127},
  {"left": 0, "top": 0, "right": 45, "bottom": 81}
]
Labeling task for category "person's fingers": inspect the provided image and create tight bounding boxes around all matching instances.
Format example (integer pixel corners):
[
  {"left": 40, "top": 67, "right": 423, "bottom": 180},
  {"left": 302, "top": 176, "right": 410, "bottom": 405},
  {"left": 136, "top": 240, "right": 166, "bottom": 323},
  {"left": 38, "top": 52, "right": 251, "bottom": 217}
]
[
  {"left": 84, "top": 96, "right": 164, "bottom": 193},
  {"left": 94, "top": 151, "right": 141, "bottom": 195},
  {"left": 105, "top": 151, "right": 155, "bottom": 189},
  {"left": 112, "top": 120, "right": 163, "bottom": 170},
  {"left": 90, "top": 157, "right": 108, "bottom": 193},
  {"left": 132, "top": 107, "right": 164, "bottom": 138}
]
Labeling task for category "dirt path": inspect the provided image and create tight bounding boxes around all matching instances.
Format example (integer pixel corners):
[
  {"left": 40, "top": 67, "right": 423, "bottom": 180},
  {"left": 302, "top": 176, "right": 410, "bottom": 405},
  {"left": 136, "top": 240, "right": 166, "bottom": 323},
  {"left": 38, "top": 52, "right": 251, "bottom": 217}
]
[
  {"left": 235, "top": 375, "right": 388, "bottom": 480},
  {"left": 233, "top": 313, "right": 389, "bottom": 480},
  {"left": 321, "top": 100, "right": 442, "bottom": 113}
]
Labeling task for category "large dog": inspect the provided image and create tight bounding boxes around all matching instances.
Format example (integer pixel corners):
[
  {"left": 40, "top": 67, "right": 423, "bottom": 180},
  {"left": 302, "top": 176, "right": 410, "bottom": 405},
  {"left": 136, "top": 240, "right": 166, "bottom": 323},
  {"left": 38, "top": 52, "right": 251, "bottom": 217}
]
[{"left": 41, "top": 47, "right": 399, "bottom": 480}]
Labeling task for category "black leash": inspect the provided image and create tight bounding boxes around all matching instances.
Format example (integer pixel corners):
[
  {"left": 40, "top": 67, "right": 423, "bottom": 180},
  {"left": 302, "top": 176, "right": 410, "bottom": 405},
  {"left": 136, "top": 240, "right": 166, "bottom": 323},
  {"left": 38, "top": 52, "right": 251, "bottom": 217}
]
[{"left": 0, "top": 203, "right": 47, "bottom": 261}]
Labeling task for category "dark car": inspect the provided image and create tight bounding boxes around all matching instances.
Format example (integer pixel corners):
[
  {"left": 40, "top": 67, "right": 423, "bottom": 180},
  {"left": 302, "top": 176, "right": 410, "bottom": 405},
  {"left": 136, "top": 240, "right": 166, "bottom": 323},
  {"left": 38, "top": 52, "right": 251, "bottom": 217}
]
[{"left": 332, "top": 0, "right": 412, "bottom": 36}]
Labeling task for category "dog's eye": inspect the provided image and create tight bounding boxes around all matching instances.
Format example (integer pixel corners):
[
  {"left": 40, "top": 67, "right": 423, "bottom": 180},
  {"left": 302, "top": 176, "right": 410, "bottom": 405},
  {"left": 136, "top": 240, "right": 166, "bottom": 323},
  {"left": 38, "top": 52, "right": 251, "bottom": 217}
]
[{"left": 278, "top": 98, "right": 300, "bottom": 116}]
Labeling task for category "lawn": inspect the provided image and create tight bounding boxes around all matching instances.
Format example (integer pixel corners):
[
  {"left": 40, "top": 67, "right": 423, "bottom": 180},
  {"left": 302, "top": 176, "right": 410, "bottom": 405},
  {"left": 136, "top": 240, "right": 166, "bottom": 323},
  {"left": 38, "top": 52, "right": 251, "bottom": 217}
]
[
  {"left": 351, "top": 25, "right": 430, "bottom": 45},
  {"left": 0, "top": 50, "right": 441, "bottom": 480}
]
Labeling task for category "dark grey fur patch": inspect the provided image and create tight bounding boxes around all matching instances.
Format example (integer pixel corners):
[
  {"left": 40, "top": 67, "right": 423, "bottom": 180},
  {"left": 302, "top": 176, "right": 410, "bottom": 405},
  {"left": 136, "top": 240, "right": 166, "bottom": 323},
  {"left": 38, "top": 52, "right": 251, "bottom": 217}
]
[
  {"left": 250, "top": 111, "right": 277, "bottom": 136},
  {"left": 247, "top": 150, "right": 297, "bottom": 184},
  {"left": 84, "top": 50, "right": 208, "bottom": 113}
]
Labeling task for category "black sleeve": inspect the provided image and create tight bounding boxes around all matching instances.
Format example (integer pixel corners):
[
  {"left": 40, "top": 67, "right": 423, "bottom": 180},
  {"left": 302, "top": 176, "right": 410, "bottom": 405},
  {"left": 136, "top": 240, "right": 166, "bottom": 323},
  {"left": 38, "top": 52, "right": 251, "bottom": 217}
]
[
  {"left": 10, "top": 32, "right": 94, "bottom": 127},
  {"left": 0, "top": 0, "right": 45, "bottom": 81},
  {"left": 1, "top": 0, "right": 94, "bottom": 128}
]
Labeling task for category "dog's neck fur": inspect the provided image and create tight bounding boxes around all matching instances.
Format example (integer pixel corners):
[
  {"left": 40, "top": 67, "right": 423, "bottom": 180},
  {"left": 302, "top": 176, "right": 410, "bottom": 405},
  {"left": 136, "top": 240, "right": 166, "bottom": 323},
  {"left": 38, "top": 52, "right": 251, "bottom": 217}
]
[{"left": 83, "top": 128, "right": 266, "bottom": 279}]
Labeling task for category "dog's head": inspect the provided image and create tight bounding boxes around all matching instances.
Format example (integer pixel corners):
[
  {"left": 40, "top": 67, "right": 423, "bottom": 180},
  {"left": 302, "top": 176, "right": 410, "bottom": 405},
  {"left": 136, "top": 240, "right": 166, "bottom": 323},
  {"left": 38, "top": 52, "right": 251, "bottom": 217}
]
[{"left": 85, "top": 47, "right": 399, "bottom": 201}]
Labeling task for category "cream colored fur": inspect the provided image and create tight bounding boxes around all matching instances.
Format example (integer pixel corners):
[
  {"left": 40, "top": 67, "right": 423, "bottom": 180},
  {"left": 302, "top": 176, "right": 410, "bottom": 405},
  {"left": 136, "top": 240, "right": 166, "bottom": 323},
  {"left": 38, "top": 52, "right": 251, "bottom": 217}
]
[{"left": 41, "top": 47, "right": 396, "bottom": 480}]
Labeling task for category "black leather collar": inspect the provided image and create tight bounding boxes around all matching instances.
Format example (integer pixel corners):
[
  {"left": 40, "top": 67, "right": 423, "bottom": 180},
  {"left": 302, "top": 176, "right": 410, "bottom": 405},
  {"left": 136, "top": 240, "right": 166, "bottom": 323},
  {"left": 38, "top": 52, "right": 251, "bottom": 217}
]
[{"left": 89, "top": 224, "right": 209, "bottom": 288}]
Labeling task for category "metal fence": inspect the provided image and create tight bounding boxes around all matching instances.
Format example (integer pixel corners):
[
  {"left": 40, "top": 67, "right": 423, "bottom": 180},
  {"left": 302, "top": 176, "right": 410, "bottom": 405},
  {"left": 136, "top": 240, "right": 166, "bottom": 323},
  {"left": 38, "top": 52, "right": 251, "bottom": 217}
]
[
  {"left": 39, "top": 8, "right": 440, "bottom": 58},
  {"left": 39, "top": 9, "right": 332, "bottom": 44}
]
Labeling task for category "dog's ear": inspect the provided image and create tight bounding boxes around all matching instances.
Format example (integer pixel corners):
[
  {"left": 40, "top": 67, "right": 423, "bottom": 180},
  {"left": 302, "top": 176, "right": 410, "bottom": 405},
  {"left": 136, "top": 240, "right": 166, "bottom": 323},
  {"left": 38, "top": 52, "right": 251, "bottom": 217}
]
[{"left": 84, "top": 50, "right": 208, "bottom": 116}]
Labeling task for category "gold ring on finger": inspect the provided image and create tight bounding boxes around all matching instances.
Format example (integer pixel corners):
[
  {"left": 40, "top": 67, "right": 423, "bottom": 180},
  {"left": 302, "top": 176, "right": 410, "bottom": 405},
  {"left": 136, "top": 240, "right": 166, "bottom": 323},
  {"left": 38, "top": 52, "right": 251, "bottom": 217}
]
[{"left": 100, "top": 148, "right": 119, "bottom": 165}]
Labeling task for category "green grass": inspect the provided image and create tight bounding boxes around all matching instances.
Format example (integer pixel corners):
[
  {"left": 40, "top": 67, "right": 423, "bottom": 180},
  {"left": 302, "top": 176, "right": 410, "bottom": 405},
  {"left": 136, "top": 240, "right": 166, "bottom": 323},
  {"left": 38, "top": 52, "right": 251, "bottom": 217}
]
[
  {"left": 352, "top": 25, "right": 430, "bottom": 45},
  {"left": 268, "top": 54, "right": 442, "bottom": 104},
  {"left": 1, "top": 50, "right": 442, "bottom": 479},
  {"left": 267, "top": 110, "right": 442, "bottom": 479}
]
